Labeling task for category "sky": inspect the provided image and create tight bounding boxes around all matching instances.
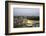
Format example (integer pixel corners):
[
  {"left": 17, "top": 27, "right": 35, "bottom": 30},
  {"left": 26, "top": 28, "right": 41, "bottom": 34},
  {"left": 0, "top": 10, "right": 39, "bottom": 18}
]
[{"left": 13, "top": 8, "right": 39, "bottom": 16}]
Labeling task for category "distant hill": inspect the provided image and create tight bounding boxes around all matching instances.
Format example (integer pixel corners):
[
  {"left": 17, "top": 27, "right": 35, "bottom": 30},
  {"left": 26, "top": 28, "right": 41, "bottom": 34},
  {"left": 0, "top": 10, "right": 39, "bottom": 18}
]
[{"left": 14, "top": 16, "right": 39, "bottom": 20}]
